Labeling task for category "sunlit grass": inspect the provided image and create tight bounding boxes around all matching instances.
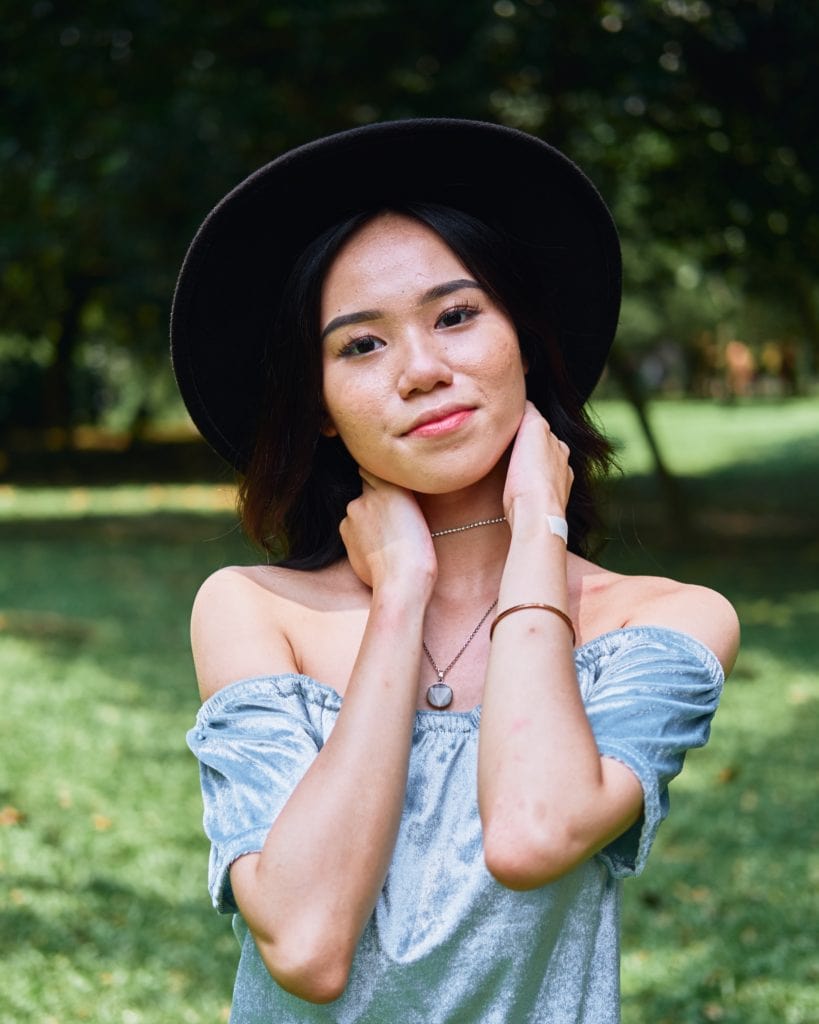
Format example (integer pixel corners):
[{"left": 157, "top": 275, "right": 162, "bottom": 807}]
[
  {"left": 591, "top": 395, "right": 819, "bottom": 477},
  {"left": 1, "top": 397, "right": 817, "bottom": 1023},
  {"left": 0, "top": 523, "right": 244, "bottom": 1024},
  {"left": 0, "top": 482, "right": 237, "bottom": 520},
  {"left": 590, "top": 399, "right": 819, "bottom": 1024}
]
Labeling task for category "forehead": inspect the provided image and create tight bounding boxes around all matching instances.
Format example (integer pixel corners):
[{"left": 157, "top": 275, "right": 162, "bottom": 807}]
[{"left": 321, "top": 212, "right": 468, "bottom": 308}]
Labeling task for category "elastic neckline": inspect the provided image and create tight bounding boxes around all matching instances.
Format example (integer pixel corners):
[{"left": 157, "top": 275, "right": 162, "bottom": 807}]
[{"left": 196, "top": 625, "right": 723, "bottom": 733}]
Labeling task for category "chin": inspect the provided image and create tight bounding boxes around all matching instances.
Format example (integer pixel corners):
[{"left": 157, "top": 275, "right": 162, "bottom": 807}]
[
  {"left": 406, "top": 453, "right": 510, "bottom": 496},
  {"left": 352, "top": 424, "right": 517, "bottom": 494}
]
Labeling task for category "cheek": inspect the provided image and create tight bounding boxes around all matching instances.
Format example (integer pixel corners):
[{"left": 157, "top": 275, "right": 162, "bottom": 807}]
[
  {"left": 488, "top": 351, "right": 528, "bottom": 444},
  {"left": 328, "top": 417, "right": 368, "bottom": 455},
  {"left": 320, "top": 363, "right": 356, "bottom": 438},
  {"left": 483, "top": 343, "right": 528, "bottom": 407},
  {"left": 321, "top": 379, "right": 385, "bottom": 460}
]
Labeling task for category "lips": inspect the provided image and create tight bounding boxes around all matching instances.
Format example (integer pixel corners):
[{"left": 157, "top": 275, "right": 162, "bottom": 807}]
[{"left": 403, "top": 405, "right": 475, "bottom": 438}]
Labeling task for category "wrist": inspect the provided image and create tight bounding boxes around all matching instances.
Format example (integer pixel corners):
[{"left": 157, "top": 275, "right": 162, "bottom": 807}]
[
  {"left": 370, "top": 574, "right": 434, "bottom": 615},
  {"left": 508, "top": 502, "right": 568, "bottom": 544}
]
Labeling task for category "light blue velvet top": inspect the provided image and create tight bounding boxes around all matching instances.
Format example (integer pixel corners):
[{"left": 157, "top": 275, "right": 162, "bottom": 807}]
[{"left": 187, "top": 626, "right": 724, "bottom": 1024}]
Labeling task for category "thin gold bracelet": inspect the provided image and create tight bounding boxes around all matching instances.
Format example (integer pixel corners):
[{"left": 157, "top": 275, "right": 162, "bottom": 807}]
[{"left": 489, "top": 603, "right": 576, "bottom": 646}]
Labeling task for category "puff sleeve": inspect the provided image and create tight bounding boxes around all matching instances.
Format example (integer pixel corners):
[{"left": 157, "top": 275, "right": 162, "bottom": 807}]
[
  {"left": 186, "top": 676, "right": 333, "bottom": 913},
  {"left": 576, "top": 628, "right": 725, "bottom": 878}
]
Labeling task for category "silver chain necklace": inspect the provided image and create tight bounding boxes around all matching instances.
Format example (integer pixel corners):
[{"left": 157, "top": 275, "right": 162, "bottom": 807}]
[
  {"left": 423, "top": 599, "right": 498, "bottom": 709},
  {"left": 429, "top": 515, "right": 506, "bottom": 538}
]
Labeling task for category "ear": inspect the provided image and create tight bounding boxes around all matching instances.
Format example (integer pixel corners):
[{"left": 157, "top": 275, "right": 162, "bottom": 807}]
[{"left": 320, "top": 412, "right": 338, "bottom": 438}]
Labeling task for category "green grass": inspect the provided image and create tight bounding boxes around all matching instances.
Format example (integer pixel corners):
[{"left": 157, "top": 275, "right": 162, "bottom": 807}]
[
  {"left": 597, "top": 399, "right": 819, "bottom": 1024},
  {"left": 591, "top": 395, "right": 819, "bottom": 479},
  {"left": 1, "top": 398, "right": 817, "bottom": 1023}
]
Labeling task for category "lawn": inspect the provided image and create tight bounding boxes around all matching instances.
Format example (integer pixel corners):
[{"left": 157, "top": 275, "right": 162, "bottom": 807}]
[
  {"left": 1, "top": 398, "right": 817, "bottom": 1023},
  {"left": 594, "top": 398, "right": 819, "bottom": 1024}
]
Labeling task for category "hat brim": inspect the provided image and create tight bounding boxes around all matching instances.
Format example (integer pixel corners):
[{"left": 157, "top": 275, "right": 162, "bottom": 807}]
[{"left": 171, "top": 118, "right": 621, "bottom": 470}]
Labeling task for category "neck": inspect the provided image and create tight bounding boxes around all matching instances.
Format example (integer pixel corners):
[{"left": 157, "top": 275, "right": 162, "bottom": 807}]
[
  {"left": 418, "top": 495, "right": 510, "bottom": 606},
  {"left": 416, "top": 457, "right": 507, "bottom": 534}
]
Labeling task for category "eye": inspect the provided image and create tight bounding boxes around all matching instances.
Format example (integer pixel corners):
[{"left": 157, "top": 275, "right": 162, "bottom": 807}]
[
  {"left": 338, "top": 334, "right": 385, "bottom": 357},
  {"left": 436, "top": 302, "right": 480, "bottom": 329}
]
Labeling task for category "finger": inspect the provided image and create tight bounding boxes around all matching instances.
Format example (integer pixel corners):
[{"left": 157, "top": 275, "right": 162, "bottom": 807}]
[{"left": 523, "top": 399, "right": 551, "bottom": 430}]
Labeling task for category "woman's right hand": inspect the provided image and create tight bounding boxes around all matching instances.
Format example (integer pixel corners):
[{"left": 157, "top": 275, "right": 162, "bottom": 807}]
[{"left": 340, "top": 469, "right": 437, "bottom": 599}]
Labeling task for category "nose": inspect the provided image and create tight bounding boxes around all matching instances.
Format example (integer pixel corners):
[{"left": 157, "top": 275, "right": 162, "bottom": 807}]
[{"left": 397, "top": 334, "right": 453, "bottom": 398}]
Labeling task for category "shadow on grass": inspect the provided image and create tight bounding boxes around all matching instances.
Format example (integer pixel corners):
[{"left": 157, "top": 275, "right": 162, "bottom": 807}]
[
  {"left": 0, "top": 878, "right": 237, "bottom": 1020},
  {"left": 0, "top": 509, "right": 252, "bottom": 714},
  {"left": 1, "top": 873, "right": 235, "bottom": 976},
  {"left": 595, "top": 443, "right": 819, "bottom": 1021},
  {"left": 605, "top": 424, "right": 818, "bottom": 539},
  {"left": 620, "top": 664, "right": 818, "bottom": 1024},
  {"left": 601, "top": 428, "right": 817, "bottom": 623}
]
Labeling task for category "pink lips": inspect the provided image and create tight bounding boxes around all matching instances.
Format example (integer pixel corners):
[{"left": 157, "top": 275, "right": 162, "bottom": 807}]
[{"left": 405, "top": 408, "right": 474, "bottom": 438}]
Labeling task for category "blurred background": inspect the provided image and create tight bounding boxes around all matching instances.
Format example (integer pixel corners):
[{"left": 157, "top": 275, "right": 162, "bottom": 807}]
[{"left": 1, "top": 2, "right": 817, "bottom": 1022}]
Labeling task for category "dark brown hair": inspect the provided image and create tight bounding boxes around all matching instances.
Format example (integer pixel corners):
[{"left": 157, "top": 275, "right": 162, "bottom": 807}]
[{"left": 238, "top": 202, "right": 614, "bottom": 568}]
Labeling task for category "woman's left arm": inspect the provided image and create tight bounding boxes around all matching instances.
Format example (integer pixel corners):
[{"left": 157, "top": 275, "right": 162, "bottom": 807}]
[
  {"left": 478, "top": 519, "right": 644, "bottom": 889},
  {"left": 477, "top": 403, "right": 738, "bottom": 890}
]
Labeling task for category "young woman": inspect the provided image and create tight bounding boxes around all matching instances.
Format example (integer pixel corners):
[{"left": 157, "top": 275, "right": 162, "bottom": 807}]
[{"left": 172, "top": 119, "right": 739, "bottom": 1023}]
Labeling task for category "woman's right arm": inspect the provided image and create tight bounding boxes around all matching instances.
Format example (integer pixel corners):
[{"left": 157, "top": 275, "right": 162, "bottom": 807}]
[{"left": 191, "top": 477, "right": 435, "bottom": 1004}]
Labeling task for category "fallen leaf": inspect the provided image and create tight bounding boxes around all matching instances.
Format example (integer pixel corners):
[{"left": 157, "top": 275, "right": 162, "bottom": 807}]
[{"left": 0, "top": 805, "right": 25, "bottom": 826}]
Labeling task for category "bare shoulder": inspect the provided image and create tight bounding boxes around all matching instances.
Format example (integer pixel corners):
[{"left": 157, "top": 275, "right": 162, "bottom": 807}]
[
  {"left": 621, "top": 574, "right": 740, "bottom": 675},
  {"left": 572, "top": 556, "right": 739, "bottom": 675},
  {"left": 191, "top": 561, "right": 357, "bottom": 701}
]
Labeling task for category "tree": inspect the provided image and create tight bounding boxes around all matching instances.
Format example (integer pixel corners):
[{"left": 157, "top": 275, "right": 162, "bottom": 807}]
[{"left": 1, "top": 0, "right": 816, "bottom": 442}]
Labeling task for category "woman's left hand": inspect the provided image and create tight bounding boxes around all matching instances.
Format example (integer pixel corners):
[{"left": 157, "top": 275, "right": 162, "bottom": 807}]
[{"left": 502, "top": 400, "right": 573, "bottom": 532}]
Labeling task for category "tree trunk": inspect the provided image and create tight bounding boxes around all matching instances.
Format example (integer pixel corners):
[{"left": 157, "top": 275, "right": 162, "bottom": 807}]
[
  {"left": 39, "top": 278, "right": 92, "bottom": 441},
  {"left": 606, "top": 349, "right": 690, "bottom": 535},
  {"left": 794, "top": 273, "right": 819, "bottom": 378}
]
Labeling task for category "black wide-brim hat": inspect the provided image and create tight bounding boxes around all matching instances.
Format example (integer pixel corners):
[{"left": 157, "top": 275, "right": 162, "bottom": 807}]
[{"left": 171, "top": 118, "right": 621, "bottom": 471}]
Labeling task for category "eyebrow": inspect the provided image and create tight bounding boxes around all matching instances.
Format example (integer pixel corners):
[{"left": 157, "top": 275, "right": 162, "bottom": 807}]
[{"left": 320, "top": 278, "right": 483, "bottom": 340}]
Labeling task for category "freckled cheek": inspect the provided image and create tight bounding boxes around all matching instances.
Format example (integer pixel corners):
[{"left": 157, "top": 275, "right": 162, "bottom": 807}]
[
  {"left": 333, "top": 416, "right": 377, "bottom": 451},
  {"left": 332, "top": 425, "right": 397, "bottom": 478},
  {"left": 322, "top": 383, "right": 393, "bottom": 460},
  {"left": 478, "top": 348, "right": 528, "bottom": 411}
]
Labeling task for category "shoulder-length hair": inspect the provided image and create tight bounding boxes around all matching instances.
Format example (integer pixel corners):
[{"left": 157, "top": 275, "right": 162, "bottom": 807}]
[{"left": 238, "top": 202, "right": 614, "bottom": 568}]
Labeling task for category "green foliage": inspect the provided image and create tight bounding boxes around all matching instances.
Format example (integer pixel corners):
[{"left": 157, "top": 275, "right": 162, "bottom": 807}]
[
  {"left": 0, "top": 336, "right": 52, "bottom": 429},
  {"left": 1, "top": 2, "right": 817, "bottom": 430}
]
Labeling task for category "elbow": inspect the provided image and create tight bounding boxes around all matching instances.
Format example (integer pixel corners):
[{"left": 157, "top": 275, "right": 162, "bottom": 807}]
[
  {"left": 483, "top": 821, "right": 585, "bottom": 890},
  {"left": 254, "top": 935, "right": 353, "bottom": 1005}
]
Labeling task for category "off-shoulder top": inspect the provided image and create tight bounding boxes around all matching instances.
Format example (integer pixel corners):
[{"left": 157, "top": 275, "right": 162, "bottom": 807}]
[{"left": 187, "top": 626, "right": 724, "bottom": 1023}]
